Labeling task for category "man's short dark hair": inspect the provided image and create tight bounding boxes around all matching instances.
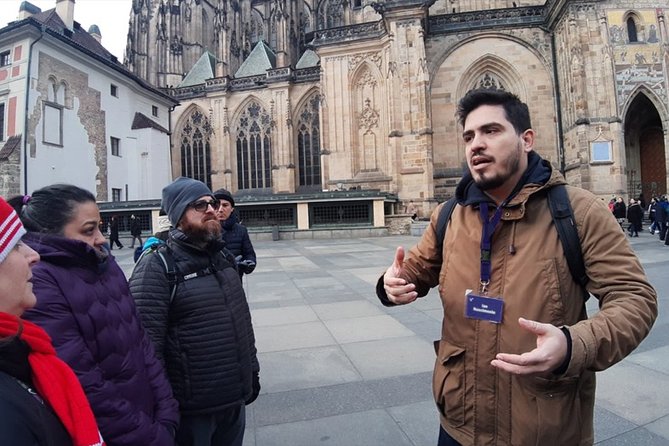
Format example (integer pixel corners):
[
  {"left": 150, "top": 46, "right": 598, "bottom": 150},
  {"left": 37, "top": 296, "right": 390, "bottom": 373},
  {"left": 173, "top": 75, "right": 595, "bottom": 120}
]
[{"left": 456, "top": 89, "right": 531, "bottom": 135}]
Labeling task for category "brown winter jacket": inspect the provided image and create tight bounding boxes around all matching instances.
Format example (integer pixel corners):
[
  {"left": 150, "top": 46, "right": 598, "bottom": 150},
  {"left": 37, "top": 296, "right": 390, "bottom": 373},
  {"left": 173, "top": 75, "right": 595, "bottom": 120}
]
[{"left": 379, "top": 158, "right": 657, "bottom": 445}]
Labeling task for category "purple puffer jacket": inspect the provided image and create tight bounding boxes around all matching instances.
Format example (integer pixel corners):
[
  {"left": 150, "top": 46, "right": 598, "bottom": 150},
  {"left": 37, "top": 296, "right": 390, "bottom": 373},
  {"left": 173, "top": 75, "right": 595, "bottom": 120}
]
[{"left": 23, "top": 233, "right": 179, "bottom": 446}]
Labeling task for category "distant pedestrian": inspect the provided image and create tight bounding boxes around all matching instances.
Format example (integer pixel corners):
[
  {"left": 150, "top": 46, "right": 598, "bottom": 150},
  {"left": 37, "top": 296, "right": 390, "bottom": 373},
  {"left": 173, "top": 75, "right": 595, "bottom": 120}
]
[
  {"left": 130, "top": 215, "right": 143, "bottom": 248},
  {"left": 657, "top": 196, "right": 668, "bottom": 241},
  {"left": 613, "top": 197, "right": 626, "bottom": 227},
  {"left": 406, "top": 200, "right": 418, "bottom": 221},
  {"left": 627, "top": 198, "right": 642, "bottom": 237},
  {"left": 109, "top": 215, "right": 123, "bottom": 249},
  {"left": 648, "top": 198, "right": 657, "bottom": 234},
  {"left": 214, "top": 188, "right": 256, "bottom": 280}
]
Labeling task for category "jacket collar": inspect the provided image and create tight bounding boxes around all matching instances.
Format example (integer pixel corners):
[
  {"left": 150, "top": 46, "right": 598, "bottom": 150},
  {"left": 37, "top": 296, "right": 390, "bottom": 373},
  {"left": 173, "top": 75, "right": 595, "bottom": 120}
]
[
  {"left": 221, "top": 212, "right": 238, "bottom": 231},
  {"left": 23, "top": 232, "right": 110, "bottom": 272},
  {"left": 0, "top": 336, "right": 32, "bottom": 385},
  {"left": 455, "top": 151, "right": 558, "bottom": 208}
]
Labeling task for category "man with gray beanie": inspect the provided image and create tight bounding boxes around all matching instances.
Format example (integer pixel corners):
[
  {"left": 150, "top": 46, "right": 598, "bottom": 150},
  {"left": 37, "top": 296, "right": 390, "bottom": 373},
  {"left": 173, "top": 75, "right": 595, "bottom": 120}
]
[{"left": 129, "top": 177, "right": 260, "bottom": 446}]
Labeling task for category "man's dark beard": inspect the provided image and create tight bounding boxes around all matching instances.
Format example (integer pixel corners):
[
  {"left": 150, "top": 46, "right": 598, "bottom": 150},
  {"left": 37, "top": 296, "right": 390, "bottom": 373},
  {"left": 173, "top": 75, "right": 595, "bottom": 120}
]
[
  {"left": 180, "top": 218, "right": 221, "bottom": 246},
  {"left": 474, "top": 141, "right": 522, "bottom": 192},
  {"left": 475, "top": 174, "right": 507, "bottom": 192}
]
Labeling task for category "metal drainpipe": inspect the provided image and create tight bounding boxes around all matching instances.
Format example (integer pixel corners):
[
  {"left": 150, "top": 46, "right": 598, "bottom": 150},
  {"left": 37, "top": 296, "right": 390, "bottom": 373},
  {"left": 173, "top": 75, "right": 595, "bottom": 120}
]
[
  {"left": 550, "top": 31, "right": 566, "bottom": 175},
  {"left": 23, "top": 26, "right": 45, "bottom": 193},
  {"left": 168, "top": 103, "right": 176, "bottom": 182}
]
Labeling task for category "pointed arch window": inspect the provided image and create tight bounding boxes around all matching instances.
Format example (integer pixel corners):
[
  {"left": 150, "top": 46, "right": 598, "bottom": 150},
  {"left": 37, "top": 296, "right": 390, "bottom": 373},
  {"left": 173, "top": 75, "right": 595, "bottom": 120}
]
[
  {"left": 317, "top": 0, "right": 344, "bottom": 29},
  {"left": 236, "top": 101, "right": 272, "bottom": 190},
  {"left": 627, "top": 17, "right": 638, "bottom": 43},
  {"left": 296, "top": 94, "right": 321, "bottom": 188},
  {"left": 180, "top": 109, "right": 213, "bottom": 189}
]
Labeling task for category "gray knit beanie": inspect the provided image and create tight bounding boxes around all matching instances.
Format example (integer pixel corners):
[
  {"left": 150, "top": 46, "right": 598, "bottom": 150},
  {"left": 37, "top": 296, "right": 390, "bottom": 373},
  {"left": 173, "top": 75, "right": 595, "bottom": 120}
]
[{"left": 162, "top": 177, "right": 214, "bottom": 226}]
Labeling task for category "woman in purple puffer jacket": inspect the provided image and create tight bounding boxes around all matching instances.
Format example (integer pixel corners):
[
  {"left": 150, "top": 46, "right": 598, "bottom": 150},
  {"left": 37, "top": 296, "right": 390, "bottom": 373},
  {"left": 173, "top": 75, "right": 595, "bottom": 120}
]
[{"left": 9, "top": 185, "right": 179, "bottom": 446}]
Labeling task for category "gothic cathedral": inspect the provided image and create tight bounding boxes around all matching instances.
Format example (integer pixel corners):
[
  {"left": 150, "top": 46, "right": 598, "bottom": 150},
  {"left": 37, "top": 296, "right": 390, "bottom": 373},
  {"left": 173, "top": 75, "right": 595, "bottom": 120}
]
[{"left": 124, "top": 0, "right": 669, "bottom": 215}]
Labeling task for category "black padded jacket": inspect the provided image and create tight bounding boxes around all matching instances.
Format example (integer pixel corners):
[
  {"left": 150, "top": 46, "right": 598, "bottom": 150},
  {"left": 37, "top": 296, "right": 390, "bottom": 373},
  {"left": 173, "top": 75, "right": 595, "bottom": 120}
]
[
  {"left": 129, "top": 229, "right": 259, "bottom": 415},
  {"left": 0, "top": 337, "right": 72, "bottom": 446}
]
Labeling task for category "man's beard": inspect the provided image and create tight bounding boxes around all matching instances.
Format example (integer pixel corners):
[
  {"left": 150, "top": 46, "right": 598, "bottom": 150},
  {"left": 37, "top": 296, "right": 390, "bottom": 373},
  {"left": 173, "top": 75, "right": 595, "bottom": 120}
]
[
  {"left": 473, "top": 141, "right": 522, "bottom": 192},
  {"left": 180, "top": 218, "right": 221, "bottom": 246}
]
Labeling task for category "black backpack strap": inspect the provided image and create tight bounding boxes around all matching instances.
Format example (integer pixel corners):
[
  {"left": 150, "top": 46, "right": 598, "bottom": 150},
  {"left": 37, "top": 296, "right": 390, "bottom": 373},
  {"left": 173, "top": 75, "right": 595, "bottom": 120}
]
[
  {"left": 547, "top": 185, "right": 589, "bottom": 292},
  {"left": 152, "top": 245, "right": 179, "bottom": 304},
  {"left": 436, "top": 197, "right": 458, "bottom": 255}
]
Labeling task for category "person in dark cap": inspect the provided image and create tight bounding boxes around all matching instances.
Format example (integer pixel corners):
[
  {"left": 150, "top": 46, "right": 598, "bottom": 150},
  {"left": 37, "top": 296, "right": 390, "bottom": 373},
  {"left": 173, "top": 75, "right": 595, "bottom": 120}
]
[
  {"left": 129, "top": 177, "right": 260, "bottom": 446},
  {"left": 213, "top": 188, "right": 256, "bottom": 280}
]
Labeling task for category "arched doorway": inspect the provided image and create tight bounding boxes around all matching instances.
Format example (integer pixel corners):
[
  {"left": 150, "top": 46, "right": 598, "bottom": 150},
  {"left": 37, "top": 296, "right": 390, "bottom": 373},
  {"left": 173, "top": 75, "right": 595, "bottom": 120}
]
[{"left": 624, "top": 93, "right": 666, "bottom": 202}]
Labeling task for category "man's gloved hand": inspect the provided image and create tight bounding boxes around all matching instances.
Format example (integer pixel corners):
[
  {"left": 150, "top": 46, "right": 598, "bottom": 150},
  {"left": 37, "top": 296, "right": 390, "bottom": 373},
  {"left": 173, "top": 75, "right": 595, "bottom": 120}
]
[
  {"left": 238, "top": 260, "right": 256, "bottom": 274},
  {"left": 246, "top": 371, "right": 260, "bottom": 405}
]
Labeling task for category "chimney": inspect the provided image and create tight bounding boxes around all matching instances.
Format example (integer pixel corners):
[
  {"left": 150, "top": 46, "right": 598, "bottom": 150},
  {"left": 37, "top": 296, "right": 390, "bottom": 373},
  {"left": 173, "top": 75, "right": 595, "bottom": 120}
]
[
  {"left": 55, "top": 0, "right": 75, "bottom": 30},
  {"left": 88, "top": 25, "right": 101, "bottom": 44},
  {"left": 18, "top": 1, "right": 42, "bottom": 20}
]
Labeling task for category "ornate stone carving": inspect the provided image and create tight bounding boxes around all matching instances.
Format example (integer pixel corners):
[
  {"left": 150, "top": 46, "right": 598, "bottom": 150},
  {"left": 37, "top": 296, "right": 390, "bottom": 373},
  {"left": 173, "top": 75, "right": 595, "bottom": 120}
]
[
  {"left": 429, "top": 7, "right": 543, "bottom": 34},
  {"left": 223, "top": 106, "right": 229, "bottom": 134},
  {"left": 313, "top": 21, "right": 386, "bottom": 46},
  {"left": 349, "top": 52, "right": 382, "bottom": 73},
  {"left": 477, "top": 72, "right": 505, "bottom": 91},
  {"left": 170, "top": 35, "right": 183, "bottom": 55},
  {"left": 358, "top": 98, "right": 380, "bottom": 131},
  {"left": 356, "top": 69, "right": 378, "bottom": 87}
]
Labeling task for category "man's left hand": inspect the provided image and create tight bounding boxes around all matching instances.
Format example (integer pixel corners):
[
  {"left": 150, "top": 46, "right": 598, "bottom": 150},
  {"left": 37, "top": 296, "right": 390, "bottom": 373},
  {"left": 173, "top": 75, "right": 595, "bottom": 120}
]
[{"left": 490, "top": 318, "right": 568, "bottom": 376}]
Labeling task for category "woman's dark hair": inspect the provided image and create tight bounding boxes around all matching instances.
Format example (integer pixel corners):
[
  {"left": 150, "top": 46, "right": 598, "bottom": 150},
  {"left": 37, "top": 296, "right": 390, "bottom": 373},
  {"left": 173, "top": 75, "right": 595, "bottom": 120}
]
[
  {"left": 8, "top": 184, "right": 96, "bottom": 234},
  {"left": 456, "top": 89, "right": 531, "bottom": 135}
]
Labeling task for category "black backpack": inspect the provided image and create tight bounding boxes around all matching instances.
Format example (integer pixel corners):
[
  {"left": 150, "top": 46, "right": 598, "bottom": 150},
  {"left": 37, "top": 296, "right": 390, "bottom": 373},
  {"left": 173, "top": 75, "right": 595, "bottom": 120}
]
[
  {"left": 435, "top": 185, "right": 588, "bottom": 297},
  {"left": 134, "top": 242, "right": 239, "bottom": 304},
  {"left": 134, "top": 242, "right": 180, "bottom": 303}
]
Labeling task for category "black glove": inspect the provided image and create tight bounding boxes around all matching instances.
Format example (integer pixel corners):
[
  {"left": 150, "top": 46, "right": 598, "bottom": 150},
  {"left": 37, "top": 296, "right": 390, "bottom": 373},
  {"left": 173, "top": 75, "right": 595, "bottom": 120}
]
[
  {"left": 238, "top": 260, "right": 256, "bottom": 274},
  {"left": 246, "top": 371, "right": 260, "bottom": 405}
]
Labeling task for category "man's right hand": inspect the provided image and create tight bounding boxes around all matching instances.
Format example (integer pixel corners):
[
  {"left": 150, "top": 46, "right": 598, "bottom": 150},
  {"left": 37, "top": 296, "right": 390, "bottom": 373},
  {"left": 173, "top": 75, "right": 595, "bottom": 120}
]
[{"left": 383, "top": 247, "right": 418, "bottom": 305}]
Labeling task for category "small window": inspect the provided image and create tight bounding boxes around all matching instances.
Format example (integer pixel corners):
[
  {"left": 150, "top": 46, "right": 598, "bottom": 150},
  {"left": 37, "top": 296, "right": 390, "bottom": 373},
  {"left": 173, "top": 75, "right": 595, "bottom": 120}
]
[
  {"left": 111, "top": 136, "right": 120, "bottom": 156},
  {"left": 353, "top": 0, "right": 362, "bottom": 7},
  {"left": 111, "top": 188, "right": 122, "bottom": 202},
  {"left": 627, "top": 17, "right": 638, "bottom": 43},
  {"left": 0, "top": 51, "right": 10, "bottom": 67},
  {"left": 591, "top": 141, "right": 612, "bottom": 163},
  {"left": 152, "top": 105, "right": 159, "bottom": 117},
  {"left": 0, "top": 103, "right": 4, "bottom": 141},
  {"left": 110, "top": 84, "right": 118, "bottom": 97},
  {"left": 43, "top": 103, "right": 63, "bottom": 146}
]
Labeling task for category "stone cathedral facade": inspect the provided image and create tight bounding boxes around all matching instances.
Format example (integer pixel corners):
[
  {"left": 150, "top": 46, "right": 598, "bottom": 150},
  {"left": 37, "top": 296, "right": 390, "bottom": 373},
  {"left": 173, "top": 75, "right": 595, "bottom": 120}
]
[{"left": 124, "top": 0, "right": 669, "bottom": 217}]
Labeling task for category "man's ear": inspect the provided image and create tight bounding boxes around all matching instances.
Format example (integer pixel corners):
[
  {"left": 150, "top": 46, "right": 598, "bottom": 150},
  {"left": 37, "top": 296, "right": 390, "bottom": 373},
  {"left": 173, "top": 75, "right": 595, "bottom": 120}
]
[{"left": 521, "top": 129, "right": 535, "bottom": 152}]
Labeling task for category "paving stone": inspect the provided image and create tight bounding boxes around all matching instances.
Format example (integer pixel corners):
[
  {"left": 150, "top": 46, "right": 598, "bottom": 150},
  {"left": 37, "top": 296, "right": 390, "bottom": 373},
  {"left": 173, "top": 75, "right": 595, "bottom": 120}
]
[{"left": 257, "top": 346, "right": 361, "bottom": 393}]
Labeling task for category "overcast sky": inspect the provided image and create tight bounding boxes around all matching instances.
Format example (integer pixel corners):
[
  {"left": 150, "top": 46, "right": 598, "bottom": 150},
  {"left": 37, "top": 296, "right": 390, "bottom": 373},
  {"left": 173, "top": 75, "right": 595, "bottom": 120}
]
[{"left": 1, "top": 0, "right": 133, "bottom": 59}]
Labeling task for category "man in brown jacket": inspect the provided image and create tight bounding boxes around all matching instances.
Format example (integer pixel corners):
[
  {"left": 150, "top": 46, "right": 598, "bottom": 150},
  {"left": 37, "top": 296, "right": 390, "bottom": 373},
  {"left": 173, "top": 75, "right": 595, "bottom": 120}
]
[{"left": 377, "top": 89, "right": 657, "bottom": 446}]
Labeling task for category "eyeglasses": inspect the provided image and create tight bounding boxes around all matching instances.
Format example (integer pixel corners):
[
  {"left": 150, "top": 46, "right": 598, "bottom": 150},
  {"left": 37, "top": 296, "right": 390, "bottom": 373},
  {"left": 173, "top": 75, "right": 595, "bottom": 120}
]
[{"left": 189, "top": 199, "right": 220, "bottom": 213}]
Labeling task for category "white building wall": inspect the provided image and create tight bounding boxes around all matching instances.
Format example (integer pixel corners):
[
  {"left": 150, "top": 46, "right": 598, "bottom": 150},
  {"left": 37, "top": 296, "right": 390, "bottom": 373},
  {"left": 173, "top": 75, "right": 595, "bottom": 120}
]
[
  {"left": 29, "top": 95, "right": 99, "bottom": 192},
  {"left": 0, "top": 34, "right": 32, "bottom": 195},
  {"left": 24, "top": 37, "right": 173, "bottom": 200}
]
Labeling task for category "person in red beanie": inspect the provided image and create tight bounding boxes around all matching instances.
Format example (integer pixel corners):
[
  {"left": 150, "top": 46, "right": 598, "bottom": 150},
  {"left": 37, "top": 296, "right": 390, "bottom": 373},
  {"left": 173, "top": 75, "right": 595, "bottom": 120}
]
[{"left": 0, "top": 196, "right": 104, "bottom": 446}]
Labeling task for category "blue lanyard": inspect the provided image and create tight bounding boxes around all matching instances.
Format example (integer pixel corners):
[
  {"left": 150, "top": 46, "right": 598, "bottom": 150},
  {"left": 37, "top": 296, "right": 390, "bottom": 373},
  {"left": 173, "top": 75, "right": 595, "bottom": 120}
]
[{"left": 479, "top": 202, "right": 505, "bottom": 294}]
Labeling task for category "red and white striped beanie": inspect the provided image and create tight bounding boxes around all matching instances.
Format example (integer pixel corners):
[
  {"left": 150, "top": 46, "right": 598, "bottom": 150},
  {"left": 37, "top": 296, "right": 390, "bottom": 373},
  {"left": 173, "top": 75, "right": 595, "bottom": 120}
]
[{"left": 0, "top": 197, "right": 26, "bottom": 263}]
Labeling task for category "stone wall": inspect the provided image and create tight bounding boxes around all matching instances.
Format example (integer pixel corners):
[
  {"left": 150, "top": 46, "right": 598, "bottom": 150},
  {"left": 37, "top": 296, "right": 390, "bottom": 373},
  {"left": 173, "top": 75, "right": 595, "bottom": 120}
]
[{"left": 385, "top": 214, "right": 413, "bottom": 235}]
